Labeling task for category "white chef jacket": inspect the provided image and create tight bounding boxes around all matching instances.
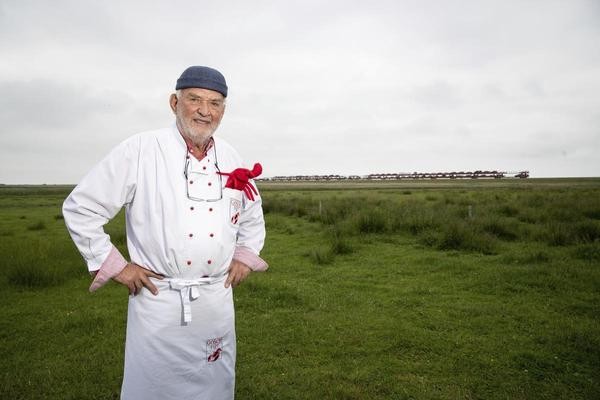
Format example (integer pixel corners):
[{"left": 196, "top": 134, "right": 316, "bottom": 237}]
[
  {"left": 62, "top": 125, "right": 267, "bottom": 399},
  {"left": 63, "top": 124, "right": 266, "bottom": 278}
]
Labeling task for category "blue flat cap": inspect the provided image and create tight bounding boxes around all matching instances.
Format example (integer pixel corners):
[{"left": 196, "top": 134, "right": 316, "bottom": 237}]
[{"left": 176, "top": 66, "right": 228, "bottom": 97}]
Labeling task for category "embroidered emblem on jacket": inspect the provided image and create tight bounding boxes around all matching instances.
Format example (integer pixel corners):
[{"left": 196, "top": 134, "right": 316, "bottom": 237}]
[
  {"left": 230, "top": 198, "right": 241, "bottom": 225},
  {"left": 206, "top": 337, "right": 224, "bottom": 363}
]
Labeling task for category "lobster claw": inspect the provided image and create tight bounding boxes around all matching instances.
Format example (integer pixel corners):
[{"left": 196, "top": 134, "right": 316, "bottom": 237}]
[
  {"left": 250, "top": 163, "right": 262, "bottom": 178},
  {"left": 218, "top": 163, "right": 263, "bottom": 201}
]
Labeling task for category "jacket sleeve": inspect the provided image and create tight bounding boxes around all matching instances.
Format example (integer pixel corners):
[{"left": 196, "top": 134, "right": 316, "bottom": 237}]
[
  {"left": 234, "top": 180, "right": 268, "bottom": 271},
  {"left": 62, "top": 136, "right": 139, "bottom": 275}
]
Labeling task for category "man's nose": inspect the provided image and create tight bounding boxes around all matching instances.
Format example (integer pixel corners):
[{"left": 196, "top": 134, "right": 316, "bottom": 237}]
[{"left": 196, "top": 100, "right": 210, "bottom": 115}]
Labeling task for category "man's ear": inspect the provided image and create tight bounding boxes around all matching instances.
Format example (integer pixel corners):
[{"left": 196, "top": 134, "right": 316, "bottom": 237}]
[{"left": 169, "top": 93, "right": 178, "bottom": 114}]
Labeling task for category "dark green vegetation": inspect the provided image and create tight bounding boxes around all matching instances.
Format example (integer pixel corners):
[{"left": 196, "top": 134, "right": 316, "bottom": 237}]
[{"left": 1, "top": 180, "right": 599, "bottom": 399}]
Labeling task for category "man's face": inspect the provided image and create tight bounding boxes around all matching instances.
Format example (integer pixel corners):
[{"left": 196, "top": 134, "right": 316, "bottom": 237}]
[{"left": 170, "top": 88, "right": 226, "bottom": 146}]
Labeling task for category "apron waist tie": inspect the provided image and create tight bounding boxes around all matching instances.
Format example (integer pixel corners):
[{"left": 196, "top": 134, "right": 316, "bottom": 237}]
[{"left": 168, "top": 276, "right": 226, "bottom": 323}]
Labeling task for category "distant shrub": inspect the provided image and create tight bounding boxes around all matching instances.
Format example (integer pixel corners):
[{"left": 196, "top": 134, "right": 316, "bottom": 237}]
[
  {"left": 356, "top": 210, "right": 387, "bottom": 234},
  {"left": 0, "top": 229, "right": 14, "bottom": 237},
  {"left": 262, "top": 195, "right": 312, "bottom": 218},
  {"left": 424, "top": 194, "right": 437, "bottom": 202},
  {"left": 402, "top": 190, "right": 412, "bottom": 195},
  {"left": 387, "top": 200, "right": 416, "bottom": 233},
  {"left": 437, "top": 223, "right": 497, "bottom": 254},
  {"left": 27, "top": 221, "right": 46, "bottom": 231},
  {"left": 403, "top": 208, "right": 437, "bottom": 235},
  {"left": 54, "top": 214, "right": 64, "bottom": 220},
  {"left": 482, "top": 218, "right": 519, "bottom": 241},
  {"left": 311, "top": 199, "right": 355, "bottom": 225},
  {"left": 19, "top": 215, "right": 26, "bottom": 219}
]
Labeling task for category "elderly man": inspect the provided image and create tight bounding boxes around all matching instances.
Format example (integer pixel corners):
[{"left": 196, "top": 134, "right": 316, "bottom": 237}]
[{"left": 63, "top": 66, "right": 267, "bottom": 399}]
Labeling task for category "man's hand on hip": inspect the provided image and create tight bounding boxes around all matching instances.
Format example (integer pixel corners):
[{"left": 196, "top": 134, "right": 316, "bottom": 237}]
[
  {"left": 225, "top": 259, "right": 251, "bottom": 288},
  {"left": 113, "top": 263, "right": 164, "bottom": 296}
]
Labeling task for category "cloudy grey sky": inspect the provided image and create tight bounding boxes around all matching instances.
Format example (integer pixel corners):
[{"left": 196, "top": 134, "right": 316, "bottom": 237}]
[{"left": 1, "top": 0, "right": 599, "bottom": 183}]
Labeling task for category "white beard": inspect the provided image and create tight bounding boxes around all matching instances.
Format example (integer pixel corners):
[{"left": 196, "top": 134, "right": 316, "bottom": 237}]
[{"left": 176, "top": 115, "right": 216, "bottom": 147}]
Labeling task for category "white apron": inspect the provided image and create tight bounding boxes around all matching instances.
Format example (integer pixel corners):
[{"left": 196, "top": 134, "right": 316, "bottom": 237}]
[
  {"left": 116, "top": 135, "right": 245, "bottom": 399},
  {"left": 121, "top": 275, "right": 236, "bottom": 400}
]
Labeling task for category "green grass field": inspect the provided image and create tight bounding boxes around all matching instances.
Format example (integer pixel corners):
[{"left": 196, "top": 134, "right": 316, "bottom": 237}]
[{"left": 1, "top": 179, "right": 599, "bottom": 399}]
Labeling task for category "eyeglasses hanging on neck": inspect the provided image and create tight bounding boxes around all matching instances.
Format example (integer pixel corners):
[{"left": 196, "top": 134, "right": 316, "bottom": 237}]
[{"left": 183, "top": 139, "right": 223, "bottom": 202}]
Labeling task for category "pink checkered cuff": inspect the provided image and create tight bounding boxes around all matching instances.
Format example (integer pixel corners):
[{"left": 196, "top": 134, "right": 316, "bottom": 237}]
[
  {"left": 233, "top": 246, "right": 268, "bottom": 272},
  {"left": 89, "top": 246, "right": 128, "bottom": 292}
]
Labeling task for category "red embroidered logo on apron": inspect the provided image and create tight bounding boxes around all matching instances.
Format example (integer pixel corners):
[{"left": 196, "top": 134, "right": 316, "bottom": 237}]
[
  {"left": 230, "top": 198, "right": 241, "bottom": 225},
  {"left": 206, "top": 337, "right": 224, "bottom": 363},
  {"left": 208, "top": 348, "right": 222, "bottom": 362}
]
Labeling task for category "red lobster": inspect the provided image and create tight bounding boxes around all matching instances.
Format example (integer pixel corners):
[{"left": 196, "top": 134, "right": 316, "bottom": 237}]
[
  {"left": 208, "top": 348, "right": 222, "bottom": 362},
  {"left": 218, "top": 163, "right": 262, "bottom": 201}
]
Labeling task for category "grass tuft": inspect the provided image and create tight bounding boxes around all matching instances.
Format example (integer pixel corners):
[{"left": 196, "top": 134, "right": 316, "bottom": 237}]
[
  {"left": 0, "top": 236, "right": 85, "bottom": 289},
  {"left": 27, "top": 221, "right": 46, "bottom": 231},
  {"left": 498, "top": 204, "right": 519, "bottom": 217},
  {"left": 574, "top": 221, "right": 600, "bottom": 243},
  {"left": 543, "top": 222, "right": 573, "bottom": 246},
  {"left": 583, "top": 209, "right": 600, "bottom": 220},
  {"left": 308, "top": 247, "right": 334, "bottom": 265},
  {"left": 400, "top": 207, "right": 437, "bottom": 235},
  {"left": 238, "top": 282, "right": 304, "bottom": 309},
  {"left": 7, "top": 265, "right": 66, "bottom": 288},
  {"left": 573, "top": 243, "right": 600, "bottom": 262},
  {"left": 356, "top": 210, "right": 387, "bottom": 234},
  {"left": 501, "top": 249, "right": 551, "bottom": 264},
  {"left": 482, "top": 218, "right": 519, "bottom": 241},
  {"left": 329, "top": 228, "right": 354, "bottom": 255},
  {"left": 437, "top": 223, "right": 497, "bottom": 254}
]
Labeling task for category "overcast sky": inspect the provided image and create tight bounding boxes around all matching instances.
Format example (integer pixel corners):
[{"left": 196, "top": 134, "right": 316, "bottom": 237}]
[{"left": 1, "top": 0, "right": 599, "bottom": 183}]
